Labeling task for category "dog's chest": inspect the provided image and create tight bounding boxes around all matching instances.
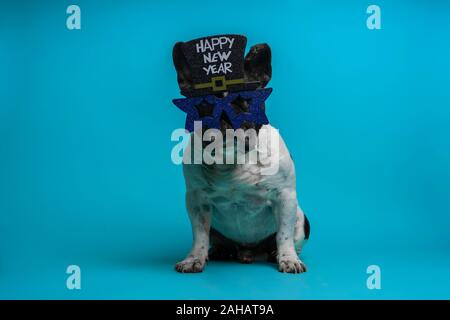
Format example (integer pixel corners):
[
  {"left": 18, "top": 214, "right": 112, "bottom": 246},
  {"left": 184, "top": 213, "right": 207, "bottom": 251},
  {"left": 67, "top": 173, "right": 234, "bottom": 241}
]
[{"left": 203, "top": 165, "right": 278, "bottom": 244}]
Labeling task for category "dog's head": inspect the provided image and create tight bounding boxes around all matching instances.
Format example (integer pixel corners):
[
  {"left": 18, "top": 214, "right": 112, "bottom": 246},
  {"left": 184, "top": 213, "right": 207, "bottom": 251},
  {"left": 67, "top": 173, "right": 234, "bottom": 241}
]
[{"left": 172, "top": 41, "right": 272, "bottom": 135}]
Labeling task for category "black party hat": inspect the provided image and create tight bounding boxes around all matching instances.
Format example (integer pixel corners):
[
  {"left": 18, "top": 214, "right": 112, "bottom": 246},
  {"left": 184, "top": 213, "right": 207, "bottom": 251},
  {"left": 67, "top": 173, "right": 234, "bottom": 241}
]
[{"left": 173, "top": 34, "right": 262, "bottom": 97}]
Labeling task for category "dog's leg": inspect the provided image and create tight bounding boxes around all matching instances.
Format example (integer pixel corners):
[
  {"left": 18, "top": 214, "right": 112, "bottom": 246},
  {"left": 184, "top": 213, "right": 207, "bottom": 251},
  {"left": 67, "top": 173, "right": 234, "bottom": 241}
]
[
  {"left": 293, "top": 206, "right": 310, "bottom": 254},
  {"left": 175, "top": 191, "right": 211, "bottom": 273},
  {"left": 273, "top": 189, "right": 307, "bottom": 273}
]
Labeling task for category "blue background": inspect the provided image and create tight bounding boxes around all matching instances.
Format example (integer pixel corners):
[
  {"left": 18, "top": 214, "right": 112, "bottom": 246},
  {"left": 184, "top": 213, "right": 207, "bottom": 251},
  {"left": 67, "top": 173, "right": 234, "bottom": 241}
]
[{"left": 1, "top": 0, "right": 449, "bottom": 299}]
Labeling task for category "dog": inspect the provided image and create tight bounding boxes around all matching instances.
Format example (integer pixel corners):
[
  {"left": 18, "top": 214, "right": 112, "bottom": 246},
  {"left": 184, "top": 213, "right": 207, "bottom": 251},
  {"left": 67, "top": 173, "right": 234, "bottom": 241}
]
[{"left": 172, "top": 35, "right": 310, "bottom": 273}]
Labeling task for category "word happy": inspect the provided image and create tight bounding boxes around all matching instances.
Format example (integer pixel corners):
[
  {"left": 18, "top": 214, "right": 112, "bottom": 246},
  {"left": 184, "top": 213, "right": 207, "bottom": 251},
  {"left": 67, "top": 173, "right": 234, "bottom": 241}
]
[{"left": 196, "top": 36, "right": 235, "bottom": 76}]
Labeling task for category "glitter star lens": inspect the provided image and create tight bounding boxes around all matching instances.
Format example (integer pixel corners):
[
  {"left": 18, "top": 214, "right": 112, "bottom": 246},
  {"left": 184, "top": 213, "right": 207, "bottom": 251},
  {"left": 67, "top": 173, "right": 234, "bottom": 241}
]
[{"left": 173, "top": 88, "right": 272, "bottom": 132}]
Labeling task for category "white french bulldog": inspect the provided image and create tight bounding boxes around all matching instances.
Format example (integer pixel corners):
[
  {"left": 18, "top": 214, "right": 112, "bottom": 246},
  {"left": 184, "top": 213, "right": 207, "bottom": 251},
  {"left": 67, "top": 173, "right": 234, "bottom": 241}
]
[{"left": 173, "top": 40, "right": 310, "bottom": 273}]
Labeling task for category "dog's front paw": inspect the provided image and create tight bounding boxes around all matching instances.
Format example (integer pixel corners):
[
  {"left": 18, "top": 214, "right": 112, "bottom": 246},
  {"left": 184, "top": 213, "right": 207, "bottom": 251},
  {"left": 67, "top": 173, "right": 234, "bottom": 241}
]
[
  {"left": 278, "top": 256, "right": 307, "bottom": 274},
  {"left": 175, "top": 256, "right": 206, "bottom": 273}
]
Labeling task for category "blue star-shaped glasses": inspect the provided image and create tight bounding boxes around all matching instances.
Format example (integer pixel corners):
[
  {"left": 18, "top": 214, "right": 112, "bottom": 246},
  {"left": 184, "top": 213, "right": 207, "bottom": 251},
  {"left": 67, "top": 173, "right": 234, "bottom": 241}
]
[{"left": 173, "top": 88, "right": 272, "bottom": 132}]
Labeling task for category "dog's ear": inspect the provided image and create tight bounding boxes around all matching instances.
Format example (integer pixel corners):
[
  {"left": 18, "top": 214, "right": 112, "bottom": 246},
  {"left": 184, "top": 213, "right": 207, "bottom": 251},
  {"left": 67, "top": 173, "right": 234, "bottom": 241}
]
[
  {"left": 173, "top": 42, "right": 194, "bottom": 94},
  {"left": 244, "top": 44, "right": 272, "bottom": 88}
]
